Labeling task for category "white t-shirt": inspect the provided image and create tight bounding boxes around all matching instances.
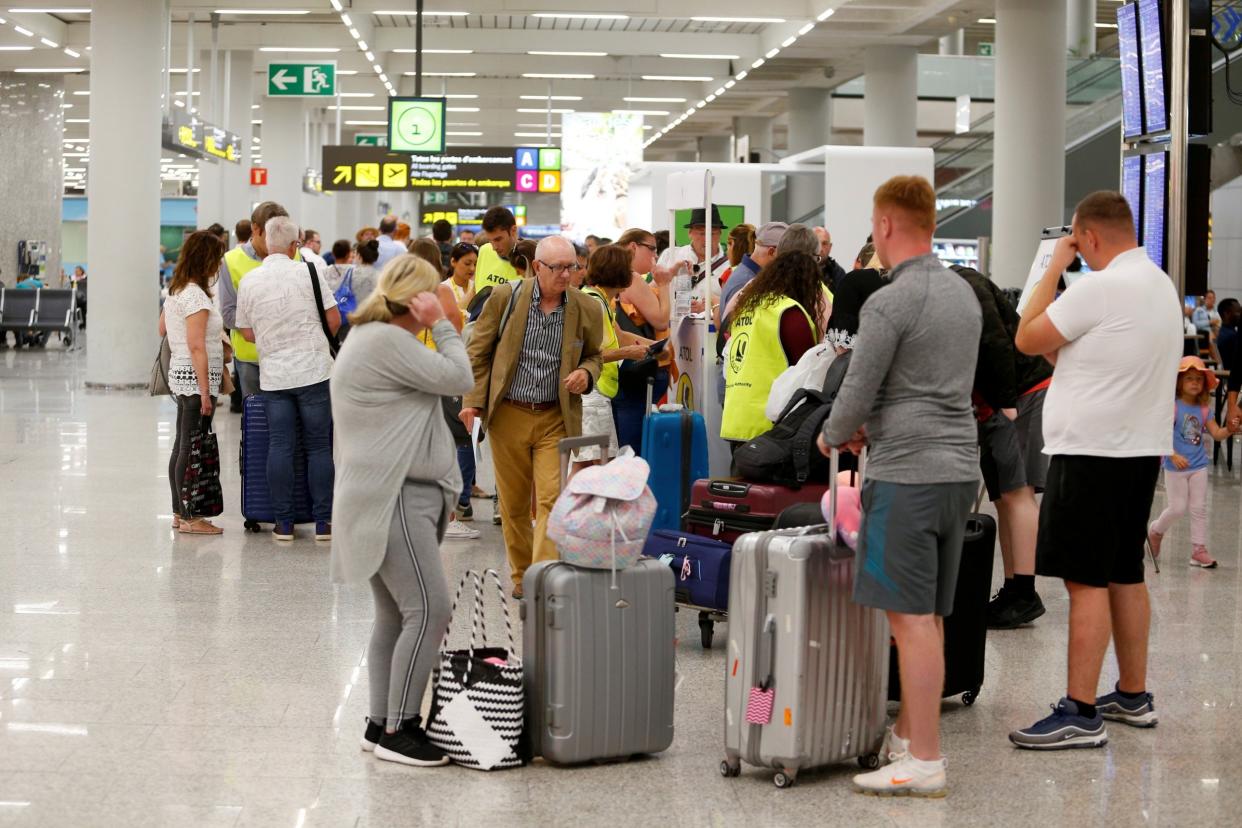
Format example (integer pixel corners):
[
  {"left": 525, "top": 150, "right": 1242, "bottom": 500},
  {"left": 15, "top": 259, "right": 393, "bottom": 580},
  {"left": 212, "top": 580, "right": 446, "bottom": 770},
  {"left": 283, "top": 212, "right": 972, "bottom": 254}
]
[
  {"left": 164, "top": 284, "right": 224, "bottom": 397},
  {"left": 657, "top": 243, "right": 728, "bottom": 307},
  {"left": 1043, "top": 246, "right": 1182, "bottom": 457},
  {"left": 235, "top": 254, "right": 337, "bottom": 391}
]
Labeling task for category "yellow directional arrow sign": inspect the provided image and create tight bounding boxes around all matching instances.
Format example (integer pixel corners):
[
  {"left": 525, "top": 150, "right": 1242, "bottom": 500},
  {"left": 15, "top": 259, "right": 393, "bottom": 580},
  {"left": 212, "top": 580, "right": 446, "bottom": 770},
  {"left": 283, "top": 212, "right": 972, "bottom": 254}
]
[{"left": 333, "top": 166, "right": 352, "bottom": 185}]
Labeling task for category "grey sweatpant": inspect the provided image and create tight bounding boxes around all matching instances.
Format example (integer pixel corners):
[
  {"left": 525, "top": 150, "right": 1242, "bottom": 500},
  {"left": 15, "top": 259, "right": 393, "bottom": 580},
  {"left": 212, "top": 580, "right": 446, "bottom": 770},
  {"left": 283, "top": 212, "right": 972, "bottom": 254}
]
[{"left": 368, "top": 481, "right": 452, "bottom": 729}]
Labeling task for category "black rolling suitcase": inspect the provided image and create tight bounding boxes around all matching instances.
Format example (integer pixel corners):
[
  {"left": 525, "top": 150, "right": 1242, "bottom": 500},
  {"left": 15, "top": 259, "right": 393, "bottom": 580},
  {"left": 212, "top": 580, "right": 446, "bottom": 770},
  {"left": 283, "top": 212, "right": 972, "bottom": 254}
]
[{"left": 888, "top": 513, "right": 995, "bottom": 705}]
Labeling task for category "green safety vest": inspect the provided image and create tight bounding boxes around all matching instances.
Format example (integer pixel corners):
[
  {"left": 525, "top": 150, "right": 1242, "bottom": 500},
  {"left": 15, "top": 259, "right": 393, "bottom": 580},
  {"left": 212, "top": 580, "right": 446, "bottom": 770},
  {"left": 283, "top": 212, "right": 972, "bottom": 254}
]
[
  {"left": 722, "top": 295, "right": 814, "bottom": 441},
  {"left": 225, "top": 246, "right": 263, "bottom": 363},
  {"left": 473, "top": 242, "right": 519, "bottom": 294},
  {"left": 582, "top": 286, "right": 619, "bottom": 398}
]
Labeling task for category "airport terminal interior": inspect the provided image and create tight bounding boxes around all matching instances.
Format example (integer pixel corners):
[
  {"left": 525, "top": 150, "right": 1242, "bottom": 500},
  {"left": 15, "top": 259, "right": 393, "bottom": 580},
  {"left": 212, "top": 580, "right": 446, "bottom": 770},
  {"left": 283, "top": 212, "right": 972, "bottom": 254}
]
[{"left": 2, "top": 0, "right": 1242, "bottom": 825}]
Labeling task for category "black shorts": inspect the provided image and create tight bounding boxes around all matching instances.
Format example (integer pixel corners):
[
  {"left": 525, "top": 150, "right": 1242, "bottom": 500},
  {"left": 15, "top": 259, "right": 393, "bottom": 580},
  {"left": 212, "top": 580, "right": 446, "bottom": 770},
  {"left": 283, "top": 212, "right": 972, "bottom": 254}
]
[
  {"left": 978, "top": 389, "right": 1049, "bottom": 502},
  {"left": 1035, "top": 455, "right": 1160, "bottom": 587}
]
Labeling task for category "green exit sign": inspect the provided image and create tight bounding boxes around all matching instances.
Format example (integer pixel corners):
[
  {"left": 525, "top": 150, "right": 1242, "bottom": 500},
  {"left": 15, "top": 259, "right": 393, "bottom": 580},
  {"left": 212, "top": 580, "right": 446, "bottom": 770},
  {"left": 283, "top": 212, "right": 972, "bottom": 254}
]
[
  {"left": 355, "top": 133, "right": 387, "bottom": 147},
  {"left": 977, "top": 42, "right": 994, "bottom": 56},
  {"left": 267, "top": 62, "right": 337, "bottom": 97}
]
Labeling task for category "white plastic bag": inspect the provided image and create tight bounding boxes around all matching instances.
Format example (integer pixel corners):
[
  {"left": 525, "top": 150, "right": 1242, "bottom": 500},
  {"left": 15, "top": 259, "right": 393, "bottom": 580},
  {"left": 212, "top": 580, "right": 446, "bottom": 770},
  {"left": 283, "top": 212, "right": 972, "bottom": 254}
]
[{"left": 765, "top": 344, "right": 837, "bottom": 423}]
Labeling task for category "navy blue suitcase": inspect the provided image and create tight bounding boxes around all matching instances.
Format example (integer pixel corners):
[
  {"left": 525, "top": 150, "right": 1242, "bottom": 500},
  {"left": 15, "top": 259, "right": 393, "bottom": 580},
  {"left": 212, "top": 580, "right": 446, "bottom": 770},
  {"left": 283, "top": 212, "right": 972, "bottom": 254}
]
[
  {"left": 641, "top": 407, "right": 709, "bottom": 532},
  {"left": 239, "top": 395, "right": 316, "bottom": 531},
  {"left": 642, "top": 529, "right": 731, "bottom": 648}
]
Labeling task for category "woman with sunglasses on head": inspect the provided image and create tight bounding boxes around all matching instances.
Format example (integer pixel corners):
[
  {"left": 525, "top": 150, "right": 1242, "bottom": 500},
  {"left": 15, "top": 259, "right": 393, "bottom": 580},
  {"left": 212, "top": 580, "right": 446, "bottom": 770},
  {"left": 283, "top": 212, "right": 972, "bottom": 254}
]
[{"left": 159, "top": 229, "right": 227, "bottom": 535}]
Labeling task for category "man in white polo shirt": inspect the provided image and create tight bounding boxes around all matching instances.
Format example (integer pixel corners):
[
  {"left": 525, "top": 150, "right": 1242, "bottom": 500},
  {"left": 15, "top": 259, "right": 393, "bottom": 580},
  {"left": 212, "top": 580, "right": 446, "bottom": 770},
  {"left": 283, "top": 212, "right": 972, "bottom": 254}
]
[
  {"left": 1010, "top": 191, "right": 1181, "bottom": 750},
  {"left": 236, "top": 215, "right": 342, "bottom": 544}
]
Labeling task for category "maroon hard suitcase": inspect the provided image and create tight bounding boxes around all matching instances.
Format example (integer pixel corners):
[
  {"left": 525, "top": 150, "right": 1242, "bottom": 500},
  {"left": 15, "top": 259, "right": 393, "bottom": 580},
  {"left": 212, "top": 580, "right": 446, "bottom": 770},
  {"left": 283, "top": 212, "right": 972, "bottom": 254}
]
[{"left": 683, "top": 478, "right": 830, "bottom": 543}]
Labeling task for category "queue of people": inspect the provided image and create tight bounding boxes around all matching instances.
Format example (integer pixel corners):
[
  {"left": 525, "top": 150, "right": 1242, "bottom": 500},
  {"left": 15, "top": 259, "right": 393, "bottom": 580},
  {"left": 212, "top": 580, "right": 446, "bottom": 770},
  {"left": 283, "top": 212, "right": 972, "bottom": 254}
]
[{"left": 152, "top": 178, "right": 1233, "bottom": 791}]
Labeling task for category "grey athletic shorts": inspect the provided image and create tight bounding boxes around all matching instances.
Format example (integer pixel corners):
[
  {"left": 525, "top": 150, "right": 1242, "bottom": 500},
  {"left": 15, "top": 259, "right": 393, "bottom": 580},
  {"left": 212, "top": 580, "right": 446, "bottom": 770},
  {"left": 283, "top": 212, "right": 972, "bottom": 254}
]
[
  {"left": 979, "top": 387, "right": 1049, "bottom": 501},
  {"left": 853, "top": 479, "right": 977, "bottom": 616}
]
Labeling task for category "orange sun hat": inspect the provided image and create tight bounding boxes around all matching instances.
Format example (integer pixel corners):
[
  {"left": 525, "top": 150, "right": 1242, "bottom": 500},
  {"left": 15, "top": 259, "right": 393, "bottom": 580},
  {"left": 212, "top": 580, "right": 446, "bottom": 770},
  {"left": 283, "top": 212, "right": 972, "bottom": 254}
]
[{"left": 1178, "top": 355, "right": 1219, "bottom": 391}]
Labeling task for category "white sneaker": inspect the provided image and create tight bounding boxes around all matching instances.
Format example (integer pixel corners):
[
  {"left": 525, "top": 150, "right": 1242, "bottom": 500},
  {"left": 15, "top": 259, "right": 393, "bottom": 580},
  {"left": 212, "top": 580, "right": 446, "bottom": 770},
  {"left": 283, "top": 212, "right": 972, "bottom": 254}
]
[
  {"left": 879, "top": 725, "right": 910, "bottom": 766},
  {"left": 854, "top": 754, "right": 947, "bottom": 798},
  {"left": 444, "top": 519, "right": 480, "bottom": 540}
]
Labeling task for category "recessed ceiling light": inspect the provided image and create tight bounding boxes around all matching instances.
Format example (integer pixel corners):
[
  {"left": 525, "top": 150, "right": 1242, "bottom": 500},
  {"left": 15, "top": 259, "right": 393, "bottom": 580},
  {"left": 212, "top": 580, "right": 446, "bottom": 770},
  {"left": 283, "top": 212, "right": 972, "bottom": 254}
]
[
  {"left": 443, "top": 93, "right": 478, "bottom": 99},
  {"left": 766, "top": 47, "right": 779, "bottom": 58},
  {"left": 344, "top": 119, "right": 387, "bottom": 125},
  {"left": 373, "top": 9, "right": 469, "bottom": 16},
  {"left": 531, "top": 12, "right": 628, "bottom": 20},
  {"left": 393, "top": 48, "right": 473, "bottom": 54},
  {"left": 515, "top": 132, "right": 563, "bottom": 138},
  {"left": 689, "top": 16, "right": 785, "bottom": 23},
  {"left": 337, "top": 70, "right": 359, "bottom": 75},
  {"left": 623, "top": 96, "right": 686, "bottom": 103},
  {"left": 327, "top": 105, "right": 383, "bottom": 111},
  {"left": 337, "top": 92, "right": 375, "bottom": 98},
  {"left": 520, "top": 95, "right": 582, "bottom": 101},
  {"left": 614, "top": 109, "right": 669, "bottom": 116},
  {"left": 447, "top": 106, "right": 480, "bottom": 112},
  {"left": 64, "top": 117, "right": 88, "bottom": 123},
  {"left": 71, "top": 89, "right": 88, "bottom": 95},
  {"left": 751, "top": 58, "right": 765, "bottom": 69},
  {"left": 516, "top": 107, "right": 574, "bottom": 114},
  {"left": 522, "top": 72, "right": 594, "bottom": 79},
  {"left": 404, "top": 71, "right": 476, "bottom": 77},
  {"left": 659, "top": 53, "right": 739, "bottom": 60},
  {"left": 1095, "top": 22, "right": 1118, "bottom": 29},
  {"left": 39, "top": 37, "right": 57, "bottom": 47},
  {"left": 13, "top": 24, "right": 32, "bottom": 35},
  {"left": 977, "top": 17, "right": 996, "bottom": 24},
  {"left": 446, "top": 131, "right": 482, "bottom": 136},
  {"left": 0, "top": 45, "right": 33, "bottom": 50},
  {"left": 641, "top": 75, "right": 713, "bottom": 82},
  {"left": 9, "top": 7, "right": 91, "bottom": 12},
  {"left": 62, "top": 47, "right": 78, "bottom": 57},
  {"left": 214, "top": 9, "right": 309, "bottom": 15},
  {"left": 259, "top": 47, "right": 340, "bottom": 53},
  {"left": 13, "top": 66, "right": 83, "bottom": 72},
  {"left": 798, "top": 22, "right": 814, "bottom": 35},
  {"left": 528, "top": 50, "right": 608, "bottom": 57},
  {"left": 817, "top": 9, "right": 835, "bottom": 22}
]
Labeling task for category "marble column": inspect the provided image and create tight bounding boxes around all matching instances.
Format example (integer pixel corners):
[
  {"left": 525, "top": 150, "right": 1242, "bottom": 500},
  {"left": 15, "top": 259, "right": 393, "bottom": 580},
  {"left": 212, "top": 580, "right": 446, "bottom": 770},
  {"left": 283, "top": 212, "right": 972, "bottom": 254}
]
[
  {"left": 0, "top": 74, "right": 64, "bottom": 286},
  {"left": 197, "top": 50, "right": 256, "bottom": 231},
  {"left": 257, "top": 96, "right": 306, "bottom": 225},
  {"left": 786, "top": 88, "right": 833, "bottom": 221},
  {"left": 733, "top": 116, "right": 773, "bottom": 162},
  {"left": 864, "top": 46, "right": 918, "bottom": 147},
  {"left": 1067, "top": 0, "right": 1097, "bottom": 57},
  {"left": 939, "top": 29, "right": 965, "bottom": 56},
  {"left": 86, "top": 0, "right": 165, "bottom": 387}
]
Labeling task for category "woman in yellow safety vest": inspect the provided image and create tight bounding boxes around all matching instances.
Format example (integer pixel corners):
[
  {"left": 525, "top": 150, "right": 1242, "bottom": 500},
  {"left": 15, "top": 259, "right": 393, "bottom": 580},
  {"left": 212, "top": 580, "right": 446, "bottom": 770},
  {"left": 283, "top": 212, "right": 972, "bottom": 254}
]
[{"left": 721, "top": 251, "right": 826, "bottom": 443}]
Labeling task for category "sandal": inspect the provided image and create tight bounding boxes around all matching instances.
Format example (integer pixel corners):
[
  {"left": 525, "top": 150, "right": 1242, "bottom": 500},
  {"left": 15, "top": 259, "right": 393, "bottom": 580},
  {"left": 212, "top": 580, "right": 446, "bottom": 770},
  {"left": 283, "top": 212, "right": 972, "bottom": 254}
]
[
  {"left": 172, "top": 515, "right": 181, "bottom": 529},
  {"left": 179, "top": 518, "right": 223, "bottom": 535}
]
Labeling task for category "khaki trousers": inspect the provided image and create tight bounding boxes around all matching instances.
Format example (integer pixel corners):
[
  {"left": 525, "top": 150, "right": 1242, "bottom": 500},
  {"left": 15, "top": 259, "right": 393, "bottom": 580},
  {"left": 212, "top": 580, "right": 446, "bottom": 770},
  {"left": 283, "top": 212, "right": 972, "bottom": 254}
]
[{"left": 488, "top": 401, "right": 567, "bottom": 586}]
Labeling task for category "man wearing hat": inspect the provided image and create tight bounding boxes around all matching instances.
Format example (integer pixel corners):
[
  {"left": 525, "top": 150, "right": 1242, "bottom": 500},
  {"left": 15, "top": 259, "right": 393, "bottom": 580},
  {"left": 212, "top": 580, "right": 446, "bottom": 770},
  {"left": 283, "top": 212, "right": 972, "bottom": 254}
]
[{"left": 657, "top": 204, "right": 730, "bottom": 313}]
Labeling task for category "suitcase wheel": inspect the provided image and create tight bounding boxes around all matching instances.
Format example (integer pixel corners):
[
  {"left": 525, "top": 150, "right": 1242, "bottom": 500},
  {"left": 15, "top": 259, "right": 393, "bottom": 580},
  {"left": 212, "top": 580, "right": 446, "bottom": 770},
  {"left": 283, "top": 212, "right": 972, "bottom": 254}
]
[
  {"left": 719, "top": 760, "right": 740, "bottom": 778},
  {"left": 858, "top": 753, "right": 881, "bottom": 770},
  {"left": 244, "top": 520, "right": 262, "bottom": 533},
  {"left": 698, "top": 613, "right": 715, "bottom": 649},
  {"left": 773, "top": 770, "right": 795, "bottom": 789},
  {"left": 962, "top": 688, "right": 979, "bottom": 706}
]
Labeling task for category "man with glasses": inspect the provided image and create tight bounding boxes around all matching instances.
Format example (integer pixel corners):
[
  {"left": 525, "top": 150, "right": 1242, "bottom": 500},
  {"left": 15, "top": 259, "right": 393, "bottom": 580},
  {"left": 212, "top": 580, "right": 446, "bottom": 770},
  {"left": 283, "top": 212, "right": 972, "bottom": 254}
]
[{"left": 461, "top": 236, "right": 604, "bottom": 598}]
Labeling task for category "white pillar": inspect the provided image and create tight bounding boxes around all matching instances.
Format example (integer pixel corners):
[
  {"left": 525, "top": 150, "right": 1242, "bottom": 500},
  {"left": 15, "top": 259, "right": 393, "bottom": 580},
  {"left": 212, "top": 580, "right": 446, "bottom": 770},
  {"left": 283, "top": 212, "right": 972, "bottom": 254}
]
[
  {"left": 992, "top": 0, "right": 1068, "bottom": 287},
  {"left": 197, "top": 50, "right": 254, "bottom": 231},
  {"left": 939, "top": 29, "right": 965, "bottom": 56},
  {"left": 259, "top": 97, "right": 307, "bottom": 224},
  {"left": 786, "top": 88, "right": 833, "bottom": 221},
  {"left": 1066, "top": 0, "right": 1097, "bottom": 57},
  {"left": 697, "top": 135, "right": 731, "bottom": 162},
  {"left": 733, "top": 116, "right": 773, "bottom": 162},
  {"left": 863, "top": 46, "right": 918, "bottom": 147},
  {"left": 86, "top": 0, "right": 165, "bottom": 387}
]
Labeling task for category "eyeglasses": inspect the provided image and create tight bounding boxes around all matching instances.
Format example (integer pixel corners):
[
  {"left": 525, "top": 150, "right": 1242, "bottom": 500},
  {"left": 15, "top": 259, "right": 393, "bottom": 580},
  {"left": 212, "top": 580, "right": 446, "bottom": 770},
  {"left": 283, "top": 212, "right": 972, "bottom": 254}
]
[
  {"left": 538, "top": 260, "right": 582, "bottom": 274},
  {"left": 635, "top": 242, "right": 657, "bottom": 253}
]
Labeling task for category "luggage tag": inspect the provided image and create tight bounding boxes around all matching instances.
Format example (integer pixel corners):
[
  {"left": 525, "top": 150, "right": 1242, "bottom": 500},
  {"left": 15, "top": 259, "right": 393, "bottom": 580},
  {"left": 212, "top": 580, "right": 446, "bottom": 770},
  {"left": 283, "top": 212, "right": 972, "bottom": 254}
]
[
  {"left": 745, "top": 677, "right": 775, "bottom": 725},
  {"left": 658, "top": 553, "right": 675, "bottom": 568}
]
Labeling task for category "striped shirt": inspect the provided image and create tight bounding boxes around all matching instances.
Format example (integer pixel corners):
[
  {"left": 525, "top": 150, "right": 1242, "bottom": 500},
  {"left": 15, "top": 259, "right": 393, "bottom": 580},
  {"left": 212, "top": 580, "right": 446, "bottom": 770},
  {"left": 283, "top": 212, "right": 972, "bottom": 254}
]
[{"left": 507, "top": 279, "right": 565, "bottom": 404}]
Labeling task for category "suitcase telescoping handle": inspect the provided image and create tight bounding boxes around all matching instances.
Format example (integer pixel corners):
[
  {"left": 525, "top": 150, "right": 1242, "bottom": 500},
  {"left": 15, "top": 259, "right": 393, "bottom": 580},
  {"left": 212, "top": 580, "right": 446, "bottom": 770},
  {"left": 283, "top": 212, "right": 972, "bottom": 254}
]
[
  {"left": 823, "top": 446, "right": 866, "bottom": 557},
  {"left": 557, "top": 434, "right": 614, "bottom": 487}
]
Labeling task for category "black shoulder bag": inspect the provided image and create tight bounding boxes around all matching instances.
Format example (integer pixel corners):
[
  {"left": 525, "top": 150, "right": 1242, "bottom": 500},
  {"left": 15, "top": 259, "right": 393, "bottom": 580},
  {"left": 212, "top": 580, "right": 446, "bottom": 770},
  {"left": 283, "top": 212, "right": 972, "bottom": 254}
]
[{"left": 307, "top": 261, "right": 340, "bottom": 358}]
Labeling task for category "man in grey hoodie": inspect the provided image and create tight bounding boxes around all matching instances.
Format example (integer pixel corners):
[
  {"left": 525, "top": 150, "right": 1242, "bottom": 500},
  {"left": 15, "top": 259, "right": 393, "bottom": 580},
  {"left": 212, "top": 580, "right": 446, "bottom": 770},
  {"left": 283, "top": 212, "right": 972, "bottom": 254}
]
[{"left": 819, "top": 175, "right": 980, "bottom": 798}]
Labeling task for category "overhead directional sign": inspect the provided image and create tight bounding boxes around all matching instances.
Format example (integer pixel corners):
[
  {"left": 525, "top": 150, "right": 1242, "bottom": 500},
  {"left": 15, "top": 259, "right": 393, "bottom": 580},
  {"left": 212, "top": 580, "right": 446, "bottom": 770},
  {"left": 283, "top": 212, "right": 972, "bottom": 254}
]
[
  {"left": 322, "top": 145, "right": 563, "bottom": 193},
  {"left": 267, "top": 62, "right": 337, "bottom": 97},
  {"left": 387, "top": 97, "right": 447, "bottom": 154}
]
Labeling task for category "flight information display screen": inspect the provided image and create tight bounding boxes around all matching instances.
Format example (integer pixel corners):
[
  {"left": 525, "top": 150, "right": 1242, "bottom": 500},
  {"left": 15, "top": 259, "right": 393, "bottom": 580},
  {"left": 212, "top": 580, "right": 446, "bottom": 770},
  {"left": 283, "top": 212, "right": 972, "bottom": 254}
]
[
  {"left": 1137, "top": 0, "right": 1167, "bottom": 134},
  {"left": 1118, "top": 3, "right": 1144, "bottom": 138},
  {"left": 1143, "top": 151, "right": 1167, "bottom": 270},
  {"left": 1122, "top": 155, "right": 1143, "bottom": 242}
]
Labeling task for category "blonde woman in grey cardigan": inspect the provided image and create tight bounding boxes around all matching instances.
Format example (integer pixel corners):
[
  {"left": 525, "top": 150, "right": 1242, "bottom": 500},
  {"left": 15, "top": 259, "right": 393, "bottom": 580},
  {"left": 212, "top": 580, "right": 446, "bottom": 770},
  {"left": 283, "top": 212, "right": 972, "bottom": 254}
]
[{"left": 329, "top": 254, "right": 474, "bottom": 768}]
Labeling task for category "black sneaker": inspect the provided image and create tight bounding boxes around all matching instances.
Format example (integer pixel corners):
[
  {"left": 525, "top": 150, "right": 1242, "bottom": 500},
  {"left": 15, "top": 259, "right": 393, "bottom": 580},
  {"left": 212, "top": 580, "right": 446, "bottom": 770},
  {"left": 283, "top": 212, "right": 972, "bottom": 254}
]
[
  {"left": 988, "top": 591, "right": 1046, "bottom": 630},
  {"left": 374, "top": 727, "right": 449, "bottom": 767},
  {"left": 360, "top": 717, "right": 384, "bottom": 752},
  {"left": 458, "top": 502, "right": 474, "bottom": 521}
]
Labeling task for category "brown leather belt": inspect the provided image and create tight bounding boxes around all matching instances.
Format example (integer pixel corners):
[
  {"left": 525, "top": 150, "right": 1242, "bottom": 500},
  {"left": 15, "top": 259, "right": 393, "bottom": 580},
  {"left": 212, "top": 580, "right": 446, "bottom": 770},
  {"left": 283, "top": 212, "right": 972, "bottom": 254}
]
[{"left": 504, "top": 398, "right": 558, "bottom": 412}]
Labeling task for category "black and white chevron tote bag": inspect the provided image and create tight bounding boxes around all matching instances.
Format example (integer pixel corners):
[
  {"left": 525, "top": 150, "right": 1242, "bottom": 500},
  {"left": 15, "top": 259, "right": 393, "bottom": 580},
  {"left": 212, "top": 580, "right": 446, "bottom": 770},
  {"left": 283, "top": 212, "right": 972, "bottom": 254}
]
[{"left": 427, "top": 569, "right": 525, "bottom": 770}]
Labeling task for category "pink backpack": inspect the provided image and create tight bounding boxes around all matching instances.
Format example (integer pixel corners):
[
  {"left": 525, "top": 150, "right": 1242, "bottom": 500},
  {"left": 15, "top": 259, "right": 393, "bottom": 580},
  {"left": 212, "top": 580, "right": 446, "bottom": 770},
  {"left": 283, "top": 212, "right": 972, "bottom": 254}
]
[{"left": 546, "top": 449, "right": 657, "bottom": 576}]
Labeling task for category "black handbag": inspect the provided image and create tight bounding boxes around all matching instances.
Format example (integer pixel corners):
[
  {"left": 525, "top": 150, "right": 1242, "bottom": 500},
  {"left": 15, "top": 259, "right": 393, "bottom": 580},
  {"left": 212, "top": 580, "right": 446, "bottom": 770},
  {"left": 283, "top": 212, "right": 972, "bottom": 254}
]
[
  {"left": 180, "top": 423, "right": 224, "bottom": 517},
  {"left": 732, "top": 351, "right": 852, "bottom": 488}
]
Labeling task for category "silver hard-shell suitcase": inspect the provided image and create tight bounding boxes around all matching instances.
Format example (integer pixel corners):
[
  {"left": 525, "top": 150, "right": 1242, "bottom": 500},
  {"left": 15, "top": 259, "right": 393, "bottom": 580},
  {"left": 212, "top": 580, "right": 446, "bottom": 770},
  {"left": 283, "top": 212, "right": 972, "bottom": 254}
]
[
  {"left": 520, "top": 558, "right": 676, "bottom": 764},
  {"left": 721, "top": 450, "right": 889, "bottom": 788}
]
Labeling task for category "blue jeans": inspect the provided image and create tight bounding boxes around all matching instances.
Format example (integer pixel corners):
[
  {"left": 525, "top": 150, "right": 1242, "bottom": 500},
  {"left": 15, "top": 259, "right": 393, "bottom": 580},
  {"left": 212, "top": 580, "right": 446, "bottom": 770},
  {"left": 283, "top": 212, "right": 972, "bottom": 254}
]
[
  {"left": 456, "top": 443, "right": 475, "bottom": 508},
  {"left": 265, "top": 380, "right": 334, "bottom": 523},
  {"left": 612, "top": 371, "right": 669, "bottom": 456},
  {"left": 234, "top": 360, "right": 261, "bottom": 397}
]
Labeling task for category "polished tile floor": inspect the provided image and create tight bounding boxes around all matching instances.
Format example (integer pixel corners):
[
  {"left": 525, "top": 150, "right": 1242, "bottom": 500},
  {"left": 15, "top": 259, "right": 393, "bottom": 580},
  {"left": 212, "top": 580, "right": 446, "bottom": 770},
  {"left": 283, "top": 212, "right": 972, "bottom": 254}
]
[{"left": 1, "top": 343, "right": 1240, "bottom": 826}]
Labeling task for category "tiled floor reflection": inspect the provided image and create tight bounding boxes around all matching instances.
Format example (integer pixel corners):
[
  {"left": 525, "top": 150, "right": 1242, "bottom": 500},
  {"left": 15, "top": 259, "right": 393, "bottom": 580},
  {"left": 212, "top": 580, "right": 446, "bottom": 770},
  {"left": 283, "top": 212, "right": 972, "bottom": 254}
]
[{"left": 2, "top": 344, "right": 1241, "bottom": 826}]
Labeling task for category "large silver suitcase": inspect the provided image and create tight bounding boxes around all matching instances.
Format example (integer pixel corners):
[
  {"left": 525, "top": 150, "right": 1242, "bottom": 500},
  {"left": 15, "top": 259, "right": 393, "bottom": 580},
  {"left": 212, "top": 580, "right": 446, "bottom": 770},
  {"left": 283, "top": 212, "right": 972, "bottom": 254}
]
[
  {"left": 721, "top": 453, "right": 889, "bottom": 788},
  {"left": 521, "top": 558, "right": 676, "bottom": 764}
]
